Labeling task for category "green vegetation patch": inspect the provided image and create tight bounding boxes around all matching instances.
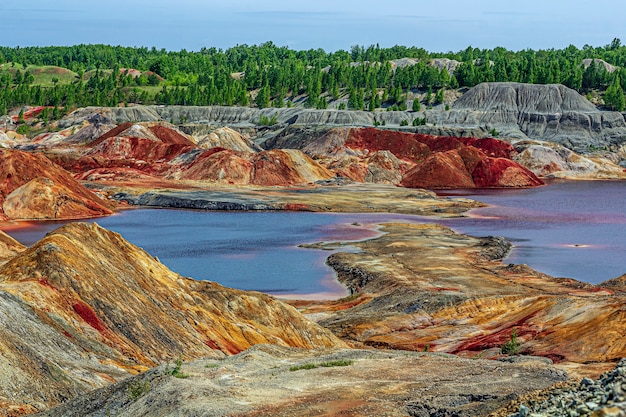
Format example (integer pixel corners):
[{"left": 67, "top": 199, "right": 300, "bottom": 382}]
[
  {"left": 501, "top": 328, "right": 520, "bottom": 355},
  {"left": 289, "top": 359, "right": 354, "bottom": 371},
  {"left": 164, "top": 355, "right": 189, "bottom": 378},
  {"left": 1, "top": 40, "right": 626, "bottom": 113},
  {"left": 128, "top": 380, "right": 150, "bottom": 401}
]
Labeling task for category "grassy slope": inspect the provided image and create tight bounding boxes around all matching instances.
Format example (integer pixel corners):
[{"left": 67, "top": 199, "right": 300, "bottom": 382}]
[{"left": 0, "top": 63, "right": 78, "bottom": 87}]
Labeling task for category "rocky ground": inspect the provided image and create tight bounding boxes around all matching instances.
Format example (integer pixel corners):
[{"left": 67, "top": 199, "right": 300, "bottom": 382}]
[
  {"left": 0, "top": 223, "right": 344, "bottom": 415},
  {"left": 35, "top": 345, "right": 568, "bottom": 417},
  {"left": 105, "top": 183, "right": 482, "bottom": 216},
  {"left": 508, "top": 359, "right": 626, "bottom": 416}
]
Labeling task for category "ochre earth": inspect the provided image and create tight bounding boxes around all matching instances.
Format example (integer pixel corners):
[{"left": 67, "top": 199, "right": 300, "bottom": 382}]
[
  {"left": 294, "top": 222, "right": 625, "bottom": 368},
  {"left": 0, "top": 222, "right": 344, "bottom": 413},
  {"left": 0, "top": 149, "right": 112, "bottom": 220}
]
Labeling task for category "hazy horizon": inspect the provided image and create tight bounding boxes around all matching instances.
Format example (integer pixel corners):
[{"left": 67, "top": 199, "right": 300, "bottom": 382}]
[{"left": 2, "top": 0, "right": 626, "bottom": 53}]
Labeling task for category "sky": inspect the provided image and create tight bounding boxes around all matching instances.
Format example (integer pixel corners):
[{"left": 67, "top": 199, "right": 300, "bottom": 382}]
[{"left": 1, "top": 0, "right": 626, "bottom": 53}]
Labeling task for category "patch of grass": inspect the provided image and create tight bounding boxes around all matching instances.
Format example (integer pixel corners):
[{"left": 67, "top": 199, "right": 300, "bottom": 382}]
[
  {"left": 24, "top": 65, "right": 77, "bottom": 87},
  {"left": 289, "top": 360, "right": 353, "bottom": 371},
  {"left": 320, "top": 360, "right": 353, "bottom": 367},
  {"left": 127, "top": 380, "right": 150, "bottom": 401},
  {"left": 204, "top": 363, "right": 220, "bottom": 369}
]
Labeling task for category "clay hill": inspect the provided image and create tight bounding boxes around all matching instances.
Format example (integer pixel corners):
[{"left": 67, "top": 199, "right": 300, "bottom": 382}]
[
  {"left": 40, "top": 119, "right": 542, "bottom": 190},
  {"left": 447, "top": 82, "right": 623, "bottom": 151},
  {"left": 0, "top": 222, "right": 343, "bottom": 414},
  {"left": 44, "top": 121, "right": 336, "bottom": 187},
  {"left": 36, "top": 82, "right": 626, "bottom": 185},
  {"left": 273, "top": 127, "right": 544, "bottom": 188},
  {"left": 0, "top": 149, "right": 112, "bottom": 221}
]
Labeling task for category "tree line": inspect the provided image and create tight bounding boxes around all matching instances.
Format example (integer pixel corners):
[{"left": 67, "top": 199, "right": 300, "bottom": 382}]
[{"left": 1, "top": 38, "right": 626, "bottom": 117}]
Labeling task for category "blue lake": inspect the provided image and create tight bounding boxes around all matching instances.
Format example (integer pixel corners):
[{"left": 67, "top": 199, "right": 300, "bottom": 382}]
[
  {"left": 439, "top": 180, "right": 626, "bottom": 284},
  {"left": 3, "top": 180, "right": 625, "bottom": 297}
]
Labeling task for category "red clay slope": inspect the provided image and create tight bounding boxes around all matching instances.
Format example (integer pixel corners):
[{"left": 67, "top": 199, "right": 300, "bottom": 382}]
[
  {"left": 342, "top": 128, "right": 542, "bottom": 189},
  {"left": 0, "top": 149, "right": 112, "bottom": 220}
]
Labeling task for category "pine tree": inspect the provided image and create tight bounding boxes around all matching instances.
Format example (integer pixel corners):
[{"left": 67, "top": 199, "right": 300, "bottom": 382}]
[
  {"left": 412, "top": 98, "right": 421, "bottom": 112},
  {"left": 604, "top": 76, "right": 626, "bottom": 111},
  {"left": 434, "top": 88, "right": 445, "bottom": 105},
  {"left": 255, "top": 85, "right": 270, "bottom": 109}
]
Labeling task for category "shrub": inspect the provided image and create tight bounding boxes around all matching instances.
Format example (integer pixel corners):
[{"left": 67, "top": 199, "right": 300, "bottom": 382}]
[
  {"left": 165, "top": 355, "right": 189, "bottom": 378},
  {"left": 489, "top": 128, "right": 501, "bottom": 137},
  {"left": 412, "top": 117, "right": 427, "bottom": 126},
  {"left": 258, "top": 114, "right": 278, "bottom": 126},
  {"left": 128, "top": 380, "right": 150, "bottom": 401},
  {"left": 16, "top": 125, "right": 31, "bottom": 135},
  {"left": 501, "top": 328, "right": 520, "bottom": 355}
]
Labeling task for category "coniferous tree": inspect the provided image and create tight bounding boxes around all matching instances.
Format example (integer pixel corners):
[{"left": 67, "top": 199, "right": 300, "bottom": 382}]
[
  {"left": 412, "top": 98, "right": 421, "bottom": 112},
  {"left": 434, "top": 88, "right": 445, "bottom": 105},
  {"left": 255, "top": 85, "right": 271, "bottom": 109},
  {"left": 604, "top": 76, "right": 625, "bottom": 111}
]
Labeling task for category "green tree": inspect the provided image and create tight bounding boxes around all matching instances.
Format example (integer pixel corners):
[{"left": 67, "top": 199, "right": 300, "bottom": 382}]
[
  {"left": 425, "top": 88, "right": 432, "bottom": 105},
  {"left": 412, "top": 99, "right": 421, "bottom": 112},
  {"left": 255, "top": 85, "right": 271, "bottom": 109},
  {"left": 604, "top": 76, "right": 625, "bottom": 111},
  {"left": 434, "top": 88, "right": 445, "bottom": 105}
]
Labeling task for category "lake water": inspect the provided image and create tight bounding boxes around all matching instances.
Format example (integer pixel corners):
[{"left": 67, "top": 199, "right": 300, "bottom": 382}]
[
  {"left": 438, "top": 180, "right": 626, "bottom": 284},
  {"left": 2, "top": 180, "right": 625, "bottom": 297}
]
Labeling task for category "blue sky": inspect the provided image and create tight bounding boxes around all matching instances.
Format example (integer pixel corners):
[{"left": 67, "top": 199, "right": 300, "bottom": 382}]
[{"left": 2, "top": 0, "right": 625, "bottom": 52}]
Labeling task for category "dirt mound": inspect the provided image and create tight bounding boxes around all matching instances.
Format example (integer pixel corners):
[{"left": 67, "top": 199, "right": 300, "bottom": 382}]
[
  {"left": 345, "top": 128, "right": 431, "bottom": 162},
  {"left": 174, "top": 148, "right": 333, "bottom": 186},
  {"left": 251, "top": 149, "right": 334, "bottom": 186},
  {"left": 84, "top": 136, "right": 195, "bottom": 168},
  {"left": 459, "top": 137, "right": 516, "bottom": 158},
  {"left": 0, "top": 149, "right": 112, "bottom": 220},
  {"left": 195, "top": 126, "right": 261, "bottom": 152},
  {"left": 3, "top": 177, "right": 112, "bottom": 220},
  {"left": 90, "top": 121, "right": 134, "bottom": 145},
  {"left": 174, "top": 149, "right": 254, "bottom": 184},
  {"left": 401, "top": 150, "right": 476, "bottom": 189},
  {"left": 147, "top": 125, "right": 196, "bottom": 146},
  {"left": 473, "top": 157, "right": 544, "bottom": 187}
]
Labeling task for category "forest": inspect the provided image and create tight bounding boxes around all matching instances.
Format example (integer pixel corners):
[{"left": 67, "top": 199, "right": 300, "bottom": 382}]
[{"left": 1, "top": 39, "right": 626, "bottom": 119}]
